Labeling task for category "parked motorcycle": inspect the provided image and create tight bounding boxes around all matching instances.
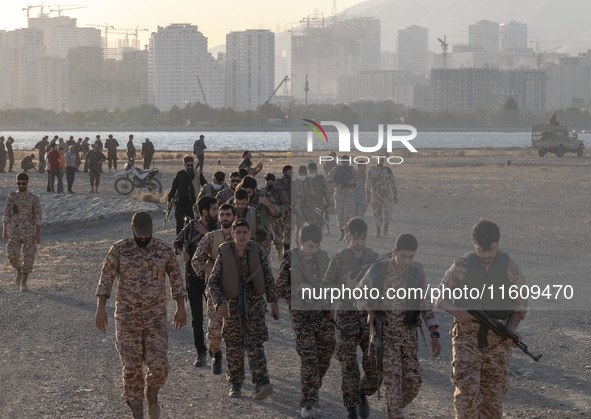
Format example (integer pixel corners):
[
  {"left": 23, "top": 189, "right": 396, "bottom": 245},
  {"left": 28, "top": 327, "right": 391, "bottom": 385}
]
[{"left": 114, "top": 163, "right": 162, "bottom": 195}]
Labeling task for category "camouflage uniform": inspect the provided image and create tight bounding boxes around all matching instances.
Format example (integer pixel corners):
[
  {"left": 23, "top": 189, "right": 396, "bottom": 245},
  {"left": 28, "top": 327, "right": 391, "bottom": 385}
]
[
  {"left": 208, "top": 241, "right": 277, "bottom": 386},
  {"left": 248, "top": 190, "right": 278, "bottom": 257},
  {"left": 104, "top": 137, "right": 119, "bottom": 171},
  {"left": 292, "top": 177, "right": 323, "bottom": 237},
  {"left": 33, "top": 138, "right": 49, "bottom": 172},
  {"left": 357, "top": 259, "right": 439, "bottom": 418},
  {"left": 276, "top": 248, "right": 335, "bottom": 408},
  {"left": 436, "top": 252, "right": 527, "bottom": 419},
  {"left": 275, "top": 175, "right": 292, "bottom": 249},
  {"left": 308, "top": 173, "right": 334, "bottom": 232},
  {"left": 86, "top": 150, "right": 106, "bottom": 190},
  {"left": 329, "top": 165, "right": 357, "bottom": 232},
  {"left": 365, "top": 165, "right": 397, "bottom": 231},
  {"left": 265, "top": 183, "right": 290, "bottom": 260},
  {"left": 321, "top": 247, "right": 379, "bottom": 409},
  {"left": 96, "top": 237, "right": 186, "bottom": 403},
  {"left": 3, "top": 191, "right": 42, "bottom": 274},
  {"left": 215, "top": 187, "right": 235, "bottom": 206},
  {"left": 191, "top": 229, "right": 234, "bottom": 354},
  {"left": 353, "top": 169, "right": 368, "bottom": 218}
]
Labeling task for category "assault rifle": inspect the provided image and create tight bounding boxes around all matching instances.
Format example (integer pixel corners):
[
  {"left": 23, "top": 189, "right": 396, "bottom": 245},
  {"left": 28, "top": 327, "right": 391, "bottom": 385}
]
[
  {"left": 371, "top": 315, "right": 384, "bottom": 399},
  {"left": 183, "top": 217, "right": 191, "bottom": 284},
  {"left": 238, "top": 280, "right": 249, "bottom": 351},
  {"left": 468, "top": 309, "right": 541, "bottom": 362},
  {"left": 163, "top": 200, "right": 175, "bottom": 226}
]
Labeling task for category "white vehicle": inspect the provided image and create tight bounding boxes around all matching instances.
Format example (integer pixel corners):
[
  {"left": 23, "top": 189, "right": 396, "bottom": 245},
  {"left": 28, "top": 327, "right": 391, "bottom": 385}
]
[{"left": 114, "top": 163, "right": 162, "bottom": 195}]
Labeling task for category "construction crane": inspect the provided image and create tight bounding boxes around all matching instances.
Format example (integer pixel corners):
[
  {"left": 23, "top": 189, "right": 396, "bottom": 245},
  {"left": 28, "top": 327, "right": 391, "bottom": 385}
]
[
  {"left": 195, "top": 75, "right": 208, "bottom": 106},
  {"left": 22, "top": 4, "right": 45, "bottom": 20},
  {"left": 50, "top": 5, "right": 87, "bottom": 16},
  {"left": 264, "top": 76, "right": 289, "bottom": 105},
  {"left": 112, "top": 26, "right": 149, "bottom": 48},
  {"left": 437, "top": 35, "right": 449, "bottom": 70},
  {"left": 532, "top": 42, "right": 561, "bottom": 69},
  {"left": 86, "top": 23, "right": 115, "bottom": 50}
]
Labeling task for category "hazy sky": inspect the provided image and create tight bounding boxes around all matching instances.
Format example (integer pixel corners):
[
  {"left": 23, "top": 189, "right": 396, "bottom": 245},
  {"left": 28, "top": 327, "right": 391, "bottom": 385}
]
[{"left": 3, "top": 0, "right": 359, "bottom": 48}]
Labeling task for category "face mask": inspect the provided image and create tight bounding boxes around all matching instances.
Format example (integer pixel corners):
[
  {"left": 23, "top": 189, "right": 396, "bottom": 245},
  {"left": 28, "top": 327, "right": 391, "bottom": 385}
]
[
  {"left": 309, "top": 173, "right": 317, "bottom": 179},
  {"left": 298, "top": 175, "right": 306, "bottom": 181},
  {"left": 134, "top": 235, "right": 152, "bottom": 248},
  {"left": 212, "top": 183, "right": 223, "bottom": 190}
]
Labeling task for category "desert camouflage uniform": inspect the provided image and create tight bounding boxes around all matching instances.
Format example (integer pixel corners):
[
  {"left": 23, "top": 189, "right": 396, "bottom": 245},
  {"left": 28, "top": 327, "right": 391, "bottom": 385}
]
[
  {"left": 321, "top": 247, "right": 379, "bottom": 408},
  {"left": 249, "top": 190, "right": 278, "bottom": 257},
  {"left": 365, "top": 164, "right": 397, "bottom": 228},
  {"left": 293, "top": 177, "right": 322, "bottom": 237},
  {"left": 3, "top": 191, "right": 42, "bottom": 274},
  {"left": 357, "top": 259, "right": 439, "bottom": 418},
  {"left": 208, "top": 241, "right": 277, "bottom": 386},
  {"left": 215, "top": 187, "right": 235, "bottom": 205},
  {"left": 436, "top": 253, "right": 527, "bottom": 419},
  {"left": 353, "top": 169, "right": 368, "bottom": 218},
  {"left": 191, "top": 228, "right": 233, "bottom": 353},
  {"left": 96, "top": 237, "right": 186, "bottom": 403},
  {"left": 275, "top": 175, "right": 292, "bottom": 248},
  {"left": 329, "top": 165, "right": 357, "bottom": 231},
  {"left": 265, "top": 184, "right": 289, "bottom": 260},
  {"left": 309, "top": 174, "right": 334, "bottom": 231},
  {"left": 276, "top": 248, "right": 335, "bottom": 408}
]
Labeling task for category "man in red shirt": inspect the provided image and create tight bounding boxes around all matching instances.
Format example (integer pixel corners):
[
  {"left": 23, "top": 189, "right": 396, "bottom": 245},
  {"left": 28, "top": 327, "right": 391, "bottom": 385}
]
[{"left": 47, "top": 144, "right": 63, "bottom": 194}]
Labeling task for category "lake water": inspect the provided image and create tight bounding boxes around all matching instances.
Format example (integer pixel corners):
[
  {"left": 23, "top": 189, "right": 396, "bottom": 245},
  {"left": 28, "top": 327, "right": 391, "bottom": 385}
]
[{"left": 2, "top": 130, "right": 590, "bottom": 152}]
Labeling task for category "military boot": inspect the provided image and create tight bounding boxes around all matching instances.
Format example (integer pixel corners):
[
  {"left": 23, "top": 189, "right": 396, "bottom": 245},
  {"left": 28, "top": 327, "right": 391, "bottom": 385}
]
[
  {"left": 253, "top": 381, "right": 273, "bottom": 400},
  {"left": 144, "top": 386, "right": 160, "bottom": 419},
  {"left": 15, "top": 268, "right": 22, "bottom": 288},
  {"left": 358, "top": 392, "right": 370, "bottom": 418},
  {"left": 211, "top": 350, "right": 222, "bottom": 375},
  {"left": 128, "top": 400, "right": 144, "bottom": 419},
  {"left": 20, "top": 273, "right": 28, "bottom": 292},
  {"left": 347, "top": 407, "right": 358, "bottom": 419},
  {"left": 194, "top": 351, "right": 207, "bottom": 367},
  {"left": 228, "top": 382, "right": 242, "bottom": 398},
  {"left": 383, "top": 223, "right": 389, "bottom": 237},
  {"left": 375, "top": 225, "right": 382, "bottom": 238}
]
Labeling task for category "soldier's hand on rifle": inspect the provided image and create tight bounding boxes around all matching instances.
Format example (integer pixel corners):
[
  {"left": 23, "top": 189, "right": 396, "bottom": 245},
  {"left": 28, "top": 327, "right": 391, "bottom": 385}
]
[
  {"left": 193, "top": 222, "right": 208, "bottom": 235},
  {"left": 217, "top": 302, "right": 229, "bottom": 318},
  {"left": 182, "top": 251, "right": 191, "bottom": 263}
]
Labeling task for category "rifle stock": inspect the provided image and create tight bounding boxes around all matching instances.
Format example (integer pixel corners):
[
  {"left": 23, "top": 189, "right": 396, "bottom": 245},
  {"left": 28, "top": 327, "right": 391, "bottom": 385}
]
[{"left": 468, "top": 309, "right": 541, "bottom": 362}]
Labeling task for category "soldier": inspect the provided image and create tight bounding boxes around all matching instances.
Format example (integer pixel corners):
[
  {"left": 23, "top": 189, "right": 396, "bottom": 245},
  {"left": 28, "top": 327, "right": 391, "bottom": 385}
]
[
  {"left": 328, "top": 157, "right": 357, "bottom": 241},
  {"left": 20, "top": 155, "right": 36, "bottom": 172},
  {"left": 197, "top": 171, "right": 228, "bottom": 202},
  {"left": 94, "top": 134, "right": 103, "bottom": 152},
  {"left": 293, "top": 165, "right": 322, "bottom": 234},
  {"left": 6, "top": 136, "right": 15, "bottom": 172},
  {"left": 275, "top": 165, "right": 292, "bottom": 253},
  {"left": 208, "top": 219, "right": 280, "bottom": 399},
  {"left": 436, "top": 219, "right": 527, "bottom": 419},
  {"left": 95, "top": 211, "right": 187, "bottom": 419},
  {"left": 276, "top": 222, "right": 335, "bottom": 418},
  {"left": 353, "top": 163, "right": 368, "bottom": 218},
  {"left": 365, "top": 159, "right": 398, "bottom": 237},
  {"left": 237, "top": 175, "right": 279, "bottom": 257},
  {"left": 0, "top": 136, "right": 6, "bottom": 173},
  {"left": 308, "top": 162, "right": 334, "bottom": 235},
  {"left": 357, "top": 233, "right": 441, "bottom": 418},
  {"left": 66, "top": 135, "right": 76, "bottom": 148},
  {"left": 192, "top": 134, "right": 207, "bottom": 174},
  {"left": 3, "top": 173, "right": 42, "bottom": 292},
  {"left": 65, "top": 145, "right": 77, "bottom": 193},
  {"left": 127, "top": 135, "right": 137, "bottom": 165},
  {"left": 81, "top": 137, "right": 90, "bottom": 172},
  {"left": 321, "top": 217, "right": 379, "bottom": 419},
  {"left": 191, "top": 203, "right": 237, "bottom": 375},
  {"left": 87, "top": 143, "right": 106, "bottom": 194},
  {"left": 216, "top": 171, "right": 241, "bottom": 205},
  {"left": 167, "top": 156, "right": 207, "bottom": 235},
  {"left": 105, "top": 134, "right": 119, "bottom": 172},
  {"left": 322, "top": 151, "right": 337, "bottom": 175},
  {"left": 141, "top": 138, "right": 155, "bottom": 170},
  {"left": 263, "top": 173, "right": 290, "bottom": 261},
  {"left": 232, "top": 188, "right": 266, "bottom": 247},
  {"left": 238, "top": 150, "right": 263, "bottom": 176},
  {"left": 33, "top": 136, "right": 49, "bottom": 173},
  {"left": 174, "top": 196, "right": 219, "bottom": 368}
]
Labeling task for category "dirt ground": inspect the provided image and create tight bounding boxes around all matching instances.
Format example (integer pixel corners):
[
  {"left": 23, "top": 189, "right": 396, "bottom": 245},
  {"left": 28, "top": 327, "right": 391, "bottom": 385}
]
[{"left": 0, "top": 148, "right": 590, "bottom": 418}]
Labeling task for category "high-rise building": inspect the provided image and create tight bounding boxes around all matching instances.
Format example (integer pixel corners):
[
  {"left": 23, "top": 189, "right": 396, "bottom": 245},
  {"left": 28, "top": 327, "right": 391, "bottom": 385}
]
[
  {"left": 28, "top": 15, "right": 101, "bottom": 58},
  {"left": 225, "top": 29, "right": 275, "bottom": 111},
  {"left": 499, "top": 21, "right": 528, "bottom": 52},
  {"left": 149, "top": 24, "right": 224, "bottom": 111},
  {"left": 469, "top": 20, "right": 500, "bottom": 53},
  {"left": 291, "top": 17, "right": 380, "bottom": 103},
  {"left": 397, "top": 25, "right": 429, "bottom": 74}
]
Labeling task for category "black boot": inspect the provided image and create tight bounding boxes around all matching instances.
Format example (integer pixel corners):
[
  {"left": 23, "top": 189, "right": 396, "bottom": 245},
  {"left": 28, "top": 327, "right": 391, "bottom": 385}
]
[
  {"left": 358, "top": 392, "right": 370, "bottom": 418},
  {"left": 283, "top": 243, "right": 290, "bottom": 253},
  {"left": 211, "top": 351, "right": 222, "bottom": 375},
  {"left": 194, "top": 351, "right": 207, "bottom": 367},
  {"left": 347, "top": 407, "right": 358, "bottom": 419}
]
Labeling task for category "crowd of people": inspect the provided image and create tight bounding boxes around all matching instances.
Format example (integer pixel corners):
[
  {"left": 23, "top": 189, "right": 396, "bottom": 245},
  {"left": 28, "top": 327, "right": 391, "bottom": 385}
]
[{"left": 1, "top": 133, "right": 528, "bottom": 419}]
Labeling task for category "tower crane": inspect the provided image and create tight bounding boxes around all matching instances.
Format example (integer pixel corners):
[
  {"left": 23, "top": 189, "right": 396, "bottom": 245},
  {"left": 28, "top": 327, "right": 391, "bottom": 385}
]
[
  {"left": 532, "top": 43, "right": 561, "bottom": 69},
  {"left": 195, "top": 75, "right": 208, "bottom": 106},
  {"left": 22, "top": 4, "right": 45, "bottom": 20},
  {"left": 437, "top": 35, "right": 449, "bottom": 70},
  {"left": 112, "top": 26, "right": 149, "bottom": 48},
  {"left": 264, "top": 76, "right": 289, "bottom": 105},
  {"left": 50, "top": 5, "right": 87, "bottom": 16},
  {"left": 86, "top": 23, "right": 115, "bottom": 50}
]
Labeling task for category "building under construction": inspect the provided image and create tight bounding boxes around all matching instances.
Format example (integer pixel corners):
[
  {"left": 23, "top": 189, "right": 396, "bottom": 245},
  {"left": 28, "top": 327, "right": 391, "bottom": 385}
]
[{"left": 291, "top": 16, "right": 381, "bottom": 103}]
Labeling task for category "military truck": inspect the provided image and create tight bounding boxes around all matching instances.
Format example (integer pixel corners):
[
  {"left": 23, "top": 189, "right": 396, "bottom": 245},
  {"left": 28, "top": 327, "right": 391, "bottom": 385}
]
[{"left": 532, "top": 124, "right": 584, "bottom": 157}]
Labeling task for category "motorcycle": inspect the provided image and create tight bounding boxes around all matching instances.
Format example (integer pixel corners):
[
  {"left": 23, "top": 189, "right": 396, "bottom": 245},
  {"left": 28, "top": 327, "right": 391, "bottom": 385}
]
[{"left": 114, "top": 163, "right": 162, "bottom": 195}]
